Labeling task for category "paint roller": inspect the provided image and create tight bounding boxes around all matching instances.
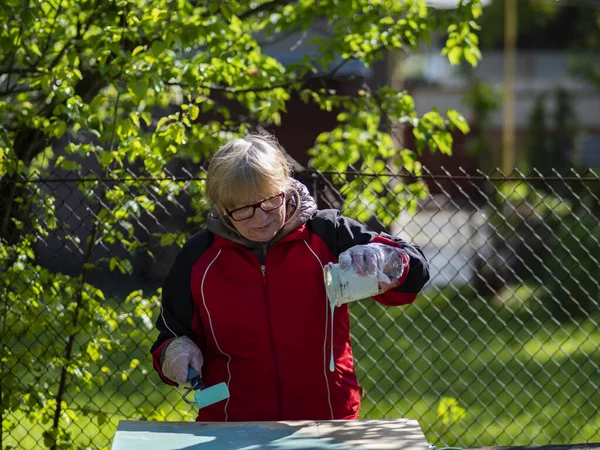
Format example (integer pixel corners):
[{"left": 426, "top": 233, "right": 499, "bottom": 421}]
[{"left": 182, "top": 368, "right": 230, "bottom": 409}]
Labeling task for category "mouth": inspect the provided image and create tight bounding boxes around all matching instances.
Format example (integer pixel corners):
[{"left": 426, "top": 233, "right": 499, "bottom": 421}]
[{"left": 254, "top": 222, "right": 273, "bottom": 232}]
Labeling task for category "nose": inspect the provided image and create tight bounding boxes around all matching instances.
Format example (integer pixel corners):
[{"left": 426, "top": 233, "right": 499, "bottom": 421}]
[{"left": 252, "top": 207, "right": 270, "bottom": 223}]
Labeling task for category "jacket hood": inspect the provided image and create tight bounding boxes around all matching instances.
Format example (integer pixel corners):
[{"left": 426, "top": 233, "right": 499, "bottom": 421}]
[{"left": 206, "top": 179, "right": 317, "bottom": 250}]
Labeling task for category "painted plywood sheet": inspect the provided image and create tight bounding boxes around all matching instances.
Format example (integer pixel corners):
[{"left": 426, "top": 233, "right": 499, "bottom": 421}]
[{"left": 111, "top": 419, "right": 429, "bottom": 450}]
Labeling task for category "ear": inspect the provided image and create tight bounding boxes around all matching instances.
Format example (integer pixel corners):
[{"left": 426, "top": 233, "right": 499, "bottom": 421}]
[{"left": 213, "top": 206, "right": 229, "bottom": 221}]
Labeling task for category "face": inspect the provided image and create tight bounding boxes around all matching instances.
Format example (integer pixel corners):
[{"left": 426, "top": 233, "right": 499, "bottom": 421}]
[{"left": 227, "top": 193, "right": 286, "bottom": 242}]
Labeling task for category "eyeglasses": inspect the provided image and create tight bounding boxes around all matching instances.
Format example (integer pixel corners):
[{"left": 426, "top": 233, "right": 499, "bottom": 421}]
[{"left": 226, "top": 193, "right": 285, "bottom": 221}]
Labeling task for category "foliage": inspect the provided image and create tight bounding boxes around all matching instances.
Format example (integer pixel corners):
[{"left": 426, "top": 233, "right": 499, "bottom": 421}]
[
  {"left": 570, "top": 55, "right": 600, "bottom": 90},
  {"left": 477, "top": 0, "right": 599, "bottom": 51},
  {"left": 1, "top": 0, "right": 483, "bottom": 448},
  {"left": 524, "top": 87, "right": 577, "bottom": 174},
  {"left": 437, "top": 397, "right": 467, "bottom": 425},
  {"left": 0, "top": 180, "right": 163, "bottom": 449},
  {"left": 532, "top": 209, "right": 600, "bottom": 321},
  {"left": 463, "top": 79, "right": 500, "bottom": 170},
  {"left": 569, "top": 10, "right": 600, "bottom": 90},
  {"left": 475, "top": 179, "right": 599, "bottom": 322},
  {"left": 0, "top": 0, "right": 482, "bottom": 233}
]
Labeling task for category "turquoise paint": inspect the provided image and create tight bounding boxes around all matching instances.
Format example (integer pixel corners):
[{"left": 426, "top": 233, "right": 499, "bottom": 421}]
[
  {"left": 112, "top": 422, "right": 352, "bottom": 449},
  {"left": 111, "top": 419, "right": 430, "bottom": 450},
  {"left": 184, "top": 368, "right": 230, "bottom": 410},
  {"left": 193, "top": 382, "right": 230, "bottom": 409}
]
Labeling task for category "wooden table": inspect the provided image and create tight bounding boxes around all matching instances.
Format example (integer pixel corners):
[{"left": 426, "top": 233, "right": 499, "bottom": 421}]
[{"left": 111, "top": 418, "right": 430, "bottom": 450}]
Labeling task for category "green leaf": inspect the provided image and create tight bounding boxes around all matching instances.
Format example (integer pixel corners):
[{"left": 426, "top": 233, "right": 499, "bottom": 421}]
[
  {"left": 132, "top": 45, "right": 146, "bottom": 56},
  {"left": 130, "top": 80, "right": 148, "bottom": 99},
  {"left": 54, "top": 121, "right": 67, "bottom": 139},
  {"left": 58, "top": 158, "right": 81, "bottom": 171},
  {"left": 119, "top": 259, "right": 133, "bottom": 275},
  {"left": 98, "top": 150, "right": 114, "bottom": 166},
  {"left": 155, "top": 117, "right": 169, "bottom": 131},
  {"left": 86, "top": 342, "right": 101, "bottom": 362},
  {"left": 97, "top": 412, "right": 108, "bottom": 426},
  {"left": 464, "top": 47, "right": 481, "bottom": 67},
  {"left": 437, "top": 397, "right": 467, "bottom": 424},
  {"left": 433, "top": 131, "right": 453, "bottom": 155},
  {"left": 29, "top": 42, "right": 42, "bottom": 57},
  {"left": 130, "top": 112, "right": 140, "bottom": 128},
  {"left": 125, "top": 289, "right": 143, "bottom": 303},
  {"left": 447, "top": 110, "right": 470, "bottom": 134},
  {"left": 189, "top": 105, "right": 199, "bottom": 121},
  {"left": 447, "top": 46, "right": 463, "bottom": 65}
]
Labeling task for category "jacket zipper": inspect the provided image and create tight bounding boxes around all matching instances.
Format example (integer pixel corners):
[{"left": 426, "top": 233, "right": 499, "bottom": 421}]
[{"left": 261, "top": 255, "right": 283, "bottom": 420}]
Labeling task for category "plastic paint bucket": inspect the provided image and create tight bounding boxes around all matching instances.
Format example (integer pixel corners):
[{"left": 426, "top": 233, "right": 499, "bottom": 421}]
[{"left": 323, "top": 262, "right": 379, "bottom": 307}]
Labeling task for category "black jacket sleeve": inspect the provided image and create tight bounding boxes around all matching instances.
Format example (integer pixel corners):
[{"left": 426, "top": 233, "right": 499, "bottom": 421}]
[
  {"left": 309, "top": 209, "right": 430, "bottom": 304},
  {"left": 150, "top": 230, "right": 213, "bottom": 385}
]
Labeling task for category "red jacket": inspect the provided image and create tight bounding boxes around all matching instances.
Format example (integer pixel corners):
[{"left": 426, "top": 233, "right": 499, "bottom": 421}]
[{"left": 151, "top": 203, "right": 429, "bottom": 422}]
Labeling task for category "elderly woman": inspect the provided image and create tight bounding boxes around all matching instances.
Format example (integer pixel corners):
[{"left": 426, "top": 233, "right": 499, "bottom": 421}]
[{"left": 151, "top": 133, "right": 429, "bottom": 422}]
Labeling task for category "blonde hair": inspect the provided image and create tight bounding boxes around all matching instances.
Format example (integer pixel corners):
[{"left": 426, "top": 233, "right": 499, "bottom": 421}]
[{"left": 206, "top": 133, "right": 294, "bottom": 211}]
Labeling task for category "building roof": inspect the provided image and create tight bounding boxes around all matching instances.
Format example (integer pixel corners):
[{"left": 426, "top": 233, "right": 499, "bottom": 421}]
[{"left": 259, "top": 22, "right": 371, "bottom": 78}]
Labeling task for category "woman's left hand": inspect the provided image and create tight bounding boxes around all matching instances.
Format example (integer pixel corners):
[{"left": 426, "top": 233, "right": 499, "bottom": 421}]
[
  {"left": 338, "top": 245, "right": 381, "bottom": 276},
  {"left": 339, "top": 243, "right": 409, "bottom": 287}
]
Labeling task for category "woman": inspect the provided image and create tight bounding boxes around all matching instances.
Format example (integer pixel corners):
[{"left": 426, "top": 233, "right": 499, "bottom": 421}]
[{"left": 151, "top": 133, "right": 429, "bottom": 422}]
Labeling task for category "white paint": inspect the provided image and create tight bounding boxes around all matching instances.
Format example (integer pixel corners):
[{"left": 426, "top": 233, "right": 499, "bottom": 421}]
[{"left": 324, "top": 263, "right": 380, "bottom": 307}]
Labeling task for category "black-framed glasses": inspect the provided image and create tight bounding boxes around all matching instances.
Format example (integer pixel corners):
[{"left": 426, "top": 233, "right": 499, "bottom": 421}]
[{"left": 226, "top": 193, "right": 285, "bottom": 221}]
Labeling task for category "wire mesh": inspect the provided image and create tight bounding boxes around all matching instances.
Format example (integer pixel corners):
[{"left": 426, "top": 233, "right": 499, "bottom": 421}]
[{"left": 1, "top": 167, "right": 599, "bottom": 449}]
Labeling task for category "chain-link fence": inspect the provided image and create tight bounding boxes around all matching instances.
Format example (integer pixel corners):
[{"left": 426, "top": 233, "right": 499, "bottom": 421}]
[{"left": 1, "top": 167, "right": 599, "bottom": 450}]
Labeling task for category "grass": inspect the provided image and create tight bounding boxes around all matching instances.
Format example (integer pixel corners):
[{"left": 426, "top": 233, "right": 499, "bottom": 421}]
[
  {"left": 350, "top": 284, "right": 600, "bottom": 447},
  {"left": 4, "top": 283, "right": 600, "bottom": 449},
  {"left": 3, "top": 329, "right": 195, "bottom": 450}
]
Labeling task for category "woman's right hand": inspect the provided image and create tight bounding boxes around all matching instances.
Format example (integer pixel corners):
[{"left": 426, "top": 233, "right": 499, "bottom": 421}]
[{"left": 161, "top": 336, "right": 204, "bottom": 387}]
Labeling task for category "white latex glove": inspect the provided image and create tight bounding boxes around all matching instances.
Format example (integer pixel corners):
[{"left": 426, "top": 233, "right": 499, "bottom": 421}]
[
  {"left": 339, "top": 244, "right": 380, "bottom": 276},
  {"left": 339, "top": 243, "right": 408, "bottom": 287},
  {"left": 161, "top": 336, "right": 204, "bottom": 387}
]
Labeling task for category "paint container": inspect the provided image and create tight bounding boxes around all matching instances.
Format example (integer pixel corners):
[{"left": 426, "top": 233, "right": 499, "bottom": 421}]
[
  {"left": 323, "top": 263, "right": 380, "bottom": 372},
  {"left": 323, "top": 262, "right": 380, "bottom": 307}
]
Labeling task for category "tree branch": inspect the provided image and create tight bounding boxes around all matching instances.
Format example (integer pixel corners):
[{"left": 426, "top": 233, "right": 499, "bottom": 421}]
[
  {"left": 36, "top": 0, "right": 64, "bottom": 66},
  {"left": 166, "top": 72, "right": 361, "bottom": 94},
  {"left": 1, "top": 0, "right": 28, "bottom": 94},
  {"left": 0, "top": 67, "right": 39, "bottom": 76},
  {"left": 238, "top": 0, "right": 295, "bottom": 20},
  {"left": 0, "top": 87, "right": 39, "bottom": 97}
]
